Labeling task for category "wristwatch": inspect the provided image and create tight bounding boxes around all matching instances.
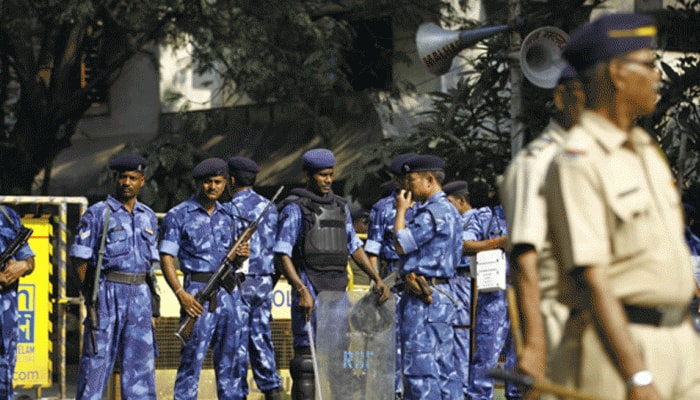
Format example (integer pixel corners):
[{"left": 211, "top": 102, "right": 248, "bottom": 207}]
[{"left": 627, "top": 370, "right": 653, "bottom": 388}]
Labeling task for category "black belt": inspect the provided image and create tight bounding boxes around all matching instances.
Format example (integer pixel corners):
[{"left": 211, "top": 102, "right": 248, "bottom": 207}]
[
  {"left": 455, "top": 268, "right": 471, "bottom": 277},
  {"left": 429, "top": 277, "right": 450, "bottom": 285},
  {"left": 190, "top": 272, "right": 214, "bottom": 283},
  {"left": 104, "top": 271, "right": 147, "bottom": 285},
  {"left": 624, "top": 304, "right": 687, "bottom": 327}
]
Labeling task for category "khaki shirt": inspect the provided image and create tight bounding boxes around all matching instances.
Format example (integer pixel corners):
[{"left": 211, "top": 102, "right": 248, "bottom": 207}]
[
  {"left": 546, "top": 111, "right": 694, "bottom": 309},
  {"left": 501, "top": 120, "right": 568, "bottom": 298}
]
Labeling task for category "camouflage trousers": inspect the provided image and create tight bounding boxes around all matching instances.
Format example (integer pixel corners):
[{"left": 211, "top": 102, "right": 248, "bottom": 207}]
[
  {"left": 173, "top": 280, "right": 242, "bottom": 400},
  {"left": 0, "top": 289, "right": 18, "bottom": 399},
  {"left": 236, "top": 275, "right": 281, "bottom": 394},
  {"left": 400, "top": 284, "right": 461, "bottom": 399},
  {"left": 76, "top": 281, "right": 156, "bottom": 400}
]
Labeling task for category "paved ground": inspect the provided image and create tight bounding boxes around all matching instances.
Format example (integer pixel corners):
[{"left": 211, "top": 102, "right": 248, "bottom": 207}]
[{"left": 15, "top": 365, "right": 506, "bottom": 399}]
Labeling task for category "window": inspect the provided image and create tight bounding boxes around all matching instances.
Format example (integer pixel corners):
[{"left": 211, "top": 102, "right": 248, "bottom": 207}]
[{"left": 345, "top": 16, "right": 394, "bottom": 91}]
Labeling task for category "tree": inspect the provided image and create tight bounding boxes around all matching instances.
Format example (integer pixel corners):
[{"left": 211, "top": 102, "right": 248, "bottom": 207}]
[
  {"left": 642, "top": 0, "right": 700, "bottom": 199},
  {"left": 346, "top": 0, "right": 603, "bottom": 204},
  {"left": 1, "top": 1, "right": 185, "bottom": 193},
  {"left": 347, "top": 0, "right": 700, "bottom": 208},
  {"left": 0, "top": 0, "right": 447, "bottom": 194}
]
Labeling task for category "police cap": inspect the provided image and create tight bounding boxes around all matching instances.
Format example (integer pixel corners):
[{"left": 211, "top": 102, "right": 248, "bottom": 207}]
[
  {"left": 557, "top": 63, "right": 578, "bottom": 84},
  {"left": 443, "top": 180, "right": 469, "bottom": 197},
  {"left": 401, "top": 154, "right": 445, "bottom": 173},
  {"left": 389, "top": 153, "right": 418, "bottom": 176},
  {"left": 351, "top": 209, "right": 369, "bottom": 221},
  {"left": 227, "top": 156, "right": 260, "bottom": 174},
  {"left": 108, "top": 154, "right": 147, "bottom": 174},
  {"left": 192, "top": 157, "right": 228, "bottom": 180},
  {"left": 302, "top": 148, "right": 335, "bottom": 170},
  {"left": 563, "top": 13, "right": 657, "bottom": 73}
]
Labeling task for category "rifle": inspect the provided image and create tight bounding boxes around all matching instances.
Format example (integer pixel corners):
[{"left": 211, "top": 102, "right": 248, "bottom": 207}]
[
  {"left": 0, "top": 226, "right": 33, "bottom": 273},
  {"left": 84, "top": 206, "right": 111, "bottom": 355},
  {"left": 175, "top": 186, "right": 284, "bottom": 345}
]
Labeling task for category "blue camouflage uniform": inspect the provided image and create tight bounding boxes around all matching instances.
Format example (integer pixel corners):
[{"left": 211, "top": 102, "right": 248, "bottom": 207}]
[
  {"left": 227, "top": 188, "right": 281, "bottom": 395},
  {"left": 466, "top": 204, "right": 520, "bottom": 400},
  {"left": 396, "top": 190, "right": 462, "bottom": 399},
  {"left": 70, "top": 195, "right": 159, "bottom": 400},
  {"left": 273, "top": 197, "right": 363, "bottom": 348},
  {"left": 365, "top": 191, "right": 415, "bottom": 397},
  {"left": 160, "top": 196, "right": 242, "bottom": 400},
  {"left": 685, "top": 226, "right": 700, "bottom": 256},
  {"left": 452, "top": 207, "right": 479, "bottom": 396},
  {"left": 0, "top": 206, "right": 34, "bottom": 399},
  {"left": 366, "top": 192, "right": 404, "bottom": 276}
]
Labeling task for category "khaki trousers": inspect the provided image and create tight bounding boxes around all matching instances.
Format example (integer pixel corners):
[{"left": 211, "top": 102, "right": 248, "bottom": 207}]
[{"left": 551, "top": 312, "right": 700, "bottom": 400}]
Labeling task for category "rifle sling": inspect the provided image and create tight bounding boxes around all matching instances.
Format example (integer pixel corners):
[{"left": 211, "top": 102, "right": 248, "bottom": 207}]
[
  {"left": 91, "top": 206, "right": 111, "bottom": 304},
  {"left": 0, "top": 205, "right": 14, "bottom": 226}
]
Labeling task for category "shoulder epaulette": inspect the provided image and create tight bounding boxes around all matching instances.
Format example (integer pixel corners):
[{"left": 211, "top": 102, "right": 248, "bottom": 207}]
[
  {"left": 563, "top": 136, "right": 589, "bottom": 157},
  {"left": 524, "top": 135, "right": 556, "bottom": 156}
]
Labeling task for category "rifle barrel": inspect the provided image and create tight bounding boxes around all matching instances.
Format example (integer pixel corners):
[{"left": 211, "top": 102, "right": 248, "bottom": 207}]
[{"left": 173, "top": 185, "right": 285, "bottom": 346}]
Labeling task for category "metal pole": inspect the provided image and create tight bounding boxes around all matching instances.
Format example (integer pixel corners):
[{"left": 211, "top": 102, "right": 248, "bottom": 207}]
[
  {"left": 509, "top": 0, "right": 524, "bottom": 156},
  {"left": 58, "top": 200, "right": 68, "bottom": 399},
  {"left": 0, "top": 195, "right": 88, "bottom": 399},
  {"left": 307, "top": 320, "right": 323, "bottom": 400}
]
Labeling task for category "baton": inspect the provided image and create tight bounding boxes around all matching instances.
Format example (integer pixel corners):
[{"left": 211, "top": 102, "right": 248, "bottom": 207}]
[
  {"left": 488, "top": 368, "right": 600, "bottom": 400},
  {"left": 307, "top": 319, "right": 324, "bottom": 400},
  {"left": 506, "top": 286, "right": 524, "bottom": 356}
]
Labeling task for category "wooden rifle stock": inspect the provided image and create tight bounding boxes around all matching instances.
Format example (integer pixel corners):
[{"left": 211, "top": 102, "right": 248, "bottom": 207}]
[{"left": 174, "top": 186, "right": 284, "bottom": 346}]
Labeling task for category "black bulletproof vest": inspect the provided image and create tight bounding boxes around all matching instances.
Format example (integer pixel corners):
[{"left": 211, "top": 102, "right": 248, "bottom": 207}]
[{"left": 282, "top": 188, "right": 349, "bottom": 291}]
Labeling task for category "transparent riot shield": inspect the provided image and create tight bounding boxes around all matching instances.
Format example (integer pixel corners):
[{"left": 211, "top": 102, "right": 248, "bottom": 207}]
[{"left": 315, "top": 290, "right": 396, "bottom": 400}]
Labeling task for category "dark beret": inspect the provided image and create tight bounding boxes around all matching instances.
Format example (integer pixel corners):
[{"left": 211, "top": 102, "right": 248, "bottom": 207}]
[
  {"left": 227, "top": 156, "right": 259, "bottom": 174},
  {"left": 563, "top": 13, "right": 657, "bottom": 73},
  {"left": 389, "top": 153, "right": 418, "bottom": 176},
  {"left": 443, "top": 180, "right": 469, "bottom": 197},
  {"left": 108, "top": 154, "right": 147, "bottom": 173},
  {"left": 401, "top": 154, "right": 445, "bottom": 173},
  {"left": 557, "top": 63, "right": 578, "bottom": 84},
  {"left": 351, "top": 209, "right": 370, "bottom": 221},
  {"left": 302, "top": 148, "right": 335, "bottom": 170},
  {"left": 192, "top": 157, "right": 228, "bottom": 179}
]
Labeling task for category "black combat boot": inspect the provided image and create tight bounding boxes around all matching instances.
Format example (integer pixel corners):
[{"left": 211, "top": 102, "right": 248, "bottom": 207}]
[{"left": 263, "top": 388, "right": 281, "bottom": 400}]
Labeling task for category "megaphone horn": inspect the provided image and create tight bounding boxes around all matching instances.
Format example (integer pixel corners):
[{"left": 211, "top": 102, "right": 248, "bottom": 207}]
[
  {"left": 519, "top": 27, "right": 569, "bottom": 89},
  {"left": 416, "top": 22, "right": 511, "bottom": 76}
]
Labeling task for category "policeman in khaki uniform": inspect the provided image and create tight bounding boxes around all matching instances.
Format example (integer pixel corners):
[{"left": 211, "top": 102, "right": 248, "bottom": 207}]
[
  {"left": 499, "top": 64, "right": 584, "bottom": 388},
  {"left": 545, "top": 13, "right": 700, "bottom": 400}
]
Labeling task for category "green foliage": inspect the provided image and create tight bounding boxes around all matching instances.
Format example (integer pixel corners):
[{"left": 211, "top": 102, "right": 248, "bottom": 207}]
[
  {"left": 0, "top": 0, "right": 440, "bottom": 194},
  {"left": 0, "top": 0, "right": 191, "bottom": 193},
  {"left": 348, "top": 0, "right": 700, "bottom": 208},
  {"left": 640, "top": 0, "right": 700, "bottom": 196},
  {"left": 347, "top": 0, "right": 601, "bottom": 204}
]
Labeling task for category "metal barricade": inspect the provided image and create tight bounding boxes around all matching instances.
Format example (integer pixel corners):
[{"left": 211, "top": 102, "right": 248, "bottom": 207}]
[{"left": 0, "top": 195, "right": 88, "bottom": 400}]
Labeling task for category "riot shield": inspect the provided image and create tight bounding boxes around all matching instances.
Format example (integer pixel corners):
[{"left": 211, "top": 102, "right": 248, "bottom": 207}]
[{"left": 315, "top": 290, "right": 396, "bottom": 400}]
